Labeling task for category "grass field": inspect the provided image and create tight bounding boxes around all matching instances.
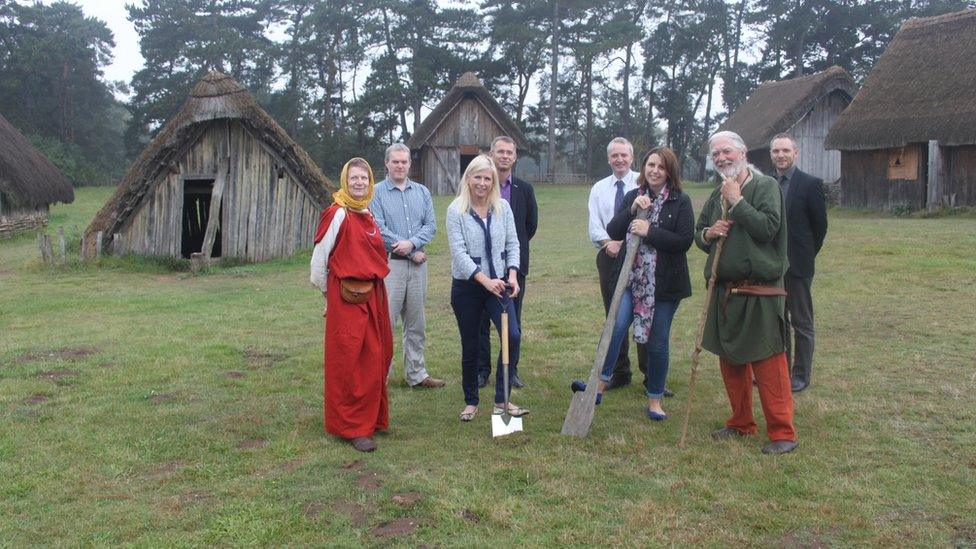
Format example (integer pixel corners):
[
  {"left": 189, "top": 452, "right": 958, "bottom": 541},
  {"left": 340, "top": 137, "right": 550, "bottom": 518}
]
[{"left": 2, "top": 185, "right": 975, "bottom": 546}]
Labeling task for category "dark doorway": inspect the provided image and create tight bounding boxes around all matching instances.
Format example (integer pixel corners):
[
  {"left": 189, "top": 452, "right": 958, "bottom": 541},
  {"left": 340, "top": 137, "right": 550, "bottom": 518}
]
[
  {"left": 460, "top": 154, "right": 477, "bottom": 180},
  {"left": 181, "top": 179, "right": 222, "bottom": 258}
]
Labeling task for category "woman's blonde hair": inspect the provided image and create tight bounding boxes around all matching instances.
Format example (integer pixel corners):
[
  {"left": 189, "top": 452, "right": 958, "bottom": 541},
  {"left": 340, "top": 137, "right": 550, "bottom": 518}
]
[{"left": 449, "top": 154, "right": 502, "bottom": 215}]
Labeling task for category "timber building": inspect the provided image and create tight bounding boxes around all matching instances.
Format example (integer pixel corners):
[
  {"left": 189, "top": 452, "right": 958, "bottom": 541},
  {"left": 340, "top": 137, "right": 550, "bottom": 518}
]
[
  {"left": 406, "top": 72, "right": 528, "bottom": 195},
  {"left": 86, "top": 71, "right": 333, "bottom": 261},
  {"left": 825, "top": 9, "right": 976, "bottom": 210},
  {"left": 0, "top": 113, "right": 74, "bottom": 237},
  {"left": 719, "top": 65, "right": 856, "bottom": 185}
]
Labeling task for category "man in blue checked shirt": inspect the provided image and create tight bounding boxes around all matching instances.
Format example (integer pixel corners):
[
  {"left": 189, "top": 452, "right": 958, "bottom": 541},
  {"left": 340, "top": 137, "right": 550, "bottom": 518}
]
[{"left": 369, "top": 143, "right": 445, "bottom": 388}]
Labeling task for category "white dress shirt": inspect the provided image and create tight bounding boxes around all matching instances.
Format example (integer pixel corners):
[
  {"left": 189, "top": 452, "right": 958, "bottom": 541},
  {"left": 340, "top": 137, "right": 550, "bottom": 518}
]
[{"left": 587, "top": 170, "right": 639, "bottom": 248}]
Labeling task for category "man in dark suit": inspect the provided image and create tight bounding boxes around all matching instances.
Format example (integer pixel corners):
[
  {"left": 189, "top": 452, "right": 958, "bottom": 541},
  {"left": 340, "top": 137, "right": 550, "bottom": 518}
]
[
  {"left": 770, "top": 133, "right": 828, "bottom": 393},
  {"left": 478, "top": 136, "right": 538, "bottom": 389}
]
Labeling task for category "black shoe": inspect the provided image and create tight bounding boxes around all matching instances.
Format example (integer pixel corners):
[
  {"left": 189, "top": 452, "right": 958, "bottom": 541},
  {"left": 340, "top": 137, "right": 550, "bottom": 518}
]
[
  {"left": 663, "top": 388, "right": 675, "bottom": 398},
  {"left": 512, "top": 373, "right": 525, "bottom": 388},
  {"left": 791, "top": 378, "right": 808, "bottom": 393},
  {"left": 711, "top": 427, "right": 747, "bottom": 440},
  {"left": 762, "top": 440, "right": 797, "bottom": 455},
  {"left": 477, "top": 373, "right": 488, "bottom": 389},
  {"left": 605, "top": 376, "right": 631, "bottom": 391}
]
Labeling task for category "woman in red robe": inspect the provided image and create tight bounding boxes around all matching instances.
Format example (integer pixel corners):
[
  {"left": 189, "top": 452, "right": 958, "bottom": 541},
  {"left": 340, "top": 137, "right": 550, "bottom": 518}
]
[{"left": 310, "top": 158, "right": 393, "bottom": 452}]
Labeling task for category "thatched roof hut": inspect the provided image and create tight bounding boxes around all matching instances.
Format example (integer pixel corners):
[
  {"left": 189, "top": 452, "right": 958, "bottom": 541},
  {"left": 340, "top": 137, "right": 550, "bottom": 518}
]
[
  {"left": 86, "top": 71, "right": 333, "bottom": 260},
  {"left": 406, "top": 72, "right": 528, "bottom": 195},
  {"left": 825, "top": 9, "right": 976, "bottom": 210},
  {"left": 719, "top": 66, "right": 856, "bottom": 183},
  {"left": 0, "top": 113, "right": 74, "bottom": 236}
]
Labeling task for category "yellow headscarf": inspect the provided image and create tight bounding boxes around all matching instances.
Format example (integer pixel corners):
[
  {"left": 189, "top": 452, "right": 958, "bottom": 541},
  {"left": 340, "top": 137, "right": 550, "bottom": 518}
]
[{"left": 332, "top": 157, "right": 376, "bottom": 210}]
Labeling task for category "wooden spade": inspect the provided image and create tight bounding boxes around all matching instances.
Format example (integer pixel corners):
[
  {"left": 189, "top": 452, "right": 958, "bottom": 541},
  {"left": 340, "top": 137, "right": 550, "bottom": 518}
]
[{"left": 561, "top": 206, "right": 651, "bottom": 437}]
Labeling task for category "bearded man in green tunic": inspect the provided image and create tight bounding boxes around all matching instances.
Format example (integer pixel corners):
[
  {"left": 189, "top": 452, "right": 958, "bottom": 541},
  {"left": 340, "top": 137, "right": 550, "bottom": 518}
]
[{"left": 694, "top": 131, "right": 798, "bottom": 455}]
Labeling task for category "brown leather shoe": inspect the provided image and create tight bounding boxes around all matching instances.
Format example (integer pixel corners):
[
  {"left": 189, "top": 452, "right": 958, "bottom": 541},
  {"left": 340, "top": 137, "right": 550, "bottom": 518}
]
[
  {"left": 416, "top": 377, "right": 446, "bottom": 388},
  {"left": 351, "top": 437, "right": 376, "bottom": 452}
]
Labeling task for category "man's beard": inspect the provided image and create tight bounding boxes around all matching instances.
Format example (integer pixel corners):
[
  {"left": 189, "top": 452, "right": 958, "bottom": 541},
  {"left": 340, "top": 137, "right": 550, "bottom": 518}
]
[{"left": 717, "top": 158, "right": 746, "bottom": 179}]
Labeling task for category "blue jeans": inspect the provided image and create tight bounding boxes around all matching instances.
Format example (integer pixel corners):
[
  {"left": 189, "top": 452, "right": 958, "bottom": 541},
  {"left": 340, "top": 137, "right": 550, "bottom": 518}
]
[
  {"left": 600, "top": 292, "right": 680, "bottom": 399},
  {"left": 451, "top": 279, "right": 520, "bottom": 406}
]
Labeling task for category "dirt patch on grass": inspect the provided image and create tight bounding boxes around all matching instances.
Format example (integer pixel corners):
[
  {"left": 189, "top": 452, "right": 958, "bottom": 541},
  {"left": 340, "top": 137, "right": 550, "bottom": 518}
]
[
  {"left": 331, "top": 498, "right": 373, "bottom": 526},
  {"left": 226, "top": 370, "right": 246, "bottom": 379},
  {"left": 24, "top": 394, "right": 49, "bottom": 405},
  {"left": 303, "top": 501, "right": 325, "bottom": 518},
  {"left": 162, "top": 491, "right": 214, "bottom": 511},
  {"left": 243, "top": 348, "right": 285, "bottom": 369},
  {"left": 355, "top": 470, "right": 382, "bottom": 491},
  {"left": 148, "top": 391, "right": 178, "bottom": 404},
  {"left": 237, "top": 438, "right": 268, "bottom": 450},
  {"left": 341, "top": 459, "right": 366, "bottom": 473},
  {"left": 371, "top": 517, "right": 421, "bottom": 538},
  {"left": 149, "top": 460, "right": 187, "bottom": 479},
  {"left": 35, "top": 369, "right": 80, "bottom": 381},
  {"left": 460, "top": 509, "right": 480, "bottom": 522},
  {"left": 19, "top": 346, "right": 98, "bottom": 363},
  {"left": 392, "top": 492, "right": 422, "bottom": 506}
]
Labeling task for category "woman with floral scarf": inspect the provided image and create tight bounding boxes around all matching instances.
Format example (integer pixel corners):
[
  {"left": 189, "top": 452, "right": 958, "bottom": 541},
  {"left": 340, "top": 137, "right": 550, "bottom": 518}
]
[{"left": 572, "top": 147, "right": 695, "bottom": 420}]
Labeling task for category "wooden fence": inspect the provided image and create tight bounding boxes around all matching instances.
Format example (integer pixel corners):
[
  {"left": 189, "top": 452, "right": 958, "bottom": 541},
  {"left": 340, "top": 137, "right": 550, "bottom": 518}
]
[
  {"left": 525, "top": 172, "right": 590, "bottom": 186},
  {"left": 35, "top": 227, "right": 122, "bottom": 268}
]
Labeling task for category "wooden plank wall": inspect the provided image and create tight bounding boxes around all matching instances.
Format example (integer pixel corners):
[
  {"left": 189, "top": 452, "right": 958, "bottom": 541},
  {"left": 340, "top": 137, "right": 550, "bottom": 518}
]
[
  {"left": 840, "top": 145, "right": 927, "bottom": 210},
  {"left": 118, "top": 120, "right": 321, "bottom": 260},
  {"left": 946, "top": 145, "right": 976, "bottom": 207},
  {"left": 419, "top": 97, "right": 506, "bottom": 195},
  {"left": 423, "top": 147, "right": 461, "bottom": 196},
  {"left": 792, "top": 91, "right": 849, "bottom": 184}
]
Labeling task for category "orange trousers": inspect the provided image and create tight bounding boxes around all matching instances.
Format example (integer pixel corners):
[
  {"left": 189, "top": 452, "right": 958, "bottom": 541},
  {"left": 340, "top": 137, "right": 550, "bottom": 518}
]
[{"left": 719, "top": 352, "right": 797, "bottom": 442}]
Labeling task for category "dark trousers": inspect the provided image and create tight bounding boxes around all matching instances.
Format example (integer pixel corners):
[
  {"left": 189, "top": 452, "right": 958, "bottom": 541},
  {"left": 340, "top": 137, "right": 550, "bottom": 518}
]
[
  {"left": 596, "top": 248, "right": 644, "bottom": 382},
  {"left": 478, "top": 272, "right": 525, "bottom": 379},
  {"left": 453, "top": 279, "right": 520, "bottom": 406},
  {"left": 785, "top": 274, "right": 815, "bottom": 385}
]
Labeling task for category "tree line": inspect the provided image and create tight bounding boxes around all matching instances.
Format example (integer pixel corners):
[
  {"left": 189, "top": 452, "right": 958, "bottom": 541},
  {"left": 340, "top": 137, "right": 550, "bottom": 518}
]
[{"left": 0, "top": 0, "right": 970, "bottom": 185}]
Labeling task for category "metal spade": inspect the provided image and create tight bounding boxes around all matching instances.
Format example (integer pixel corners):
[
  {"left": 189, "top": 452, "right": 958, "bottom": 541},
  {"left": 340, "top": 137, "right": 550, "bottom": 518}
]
[{"left": 492, "top": 306, "right": 523, "bottom": 437}]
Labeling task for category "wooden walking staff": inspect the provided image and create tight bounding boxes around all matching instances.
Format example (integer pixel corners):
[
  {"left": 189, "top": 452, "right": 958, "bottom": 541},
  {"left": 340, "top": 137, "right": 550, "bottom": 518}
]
[
  {"left": 678, "top": 189, "right": 730, "bottom": 448},
  {"left": 562, "top": 207, "right": 651, "bottom": 437}
]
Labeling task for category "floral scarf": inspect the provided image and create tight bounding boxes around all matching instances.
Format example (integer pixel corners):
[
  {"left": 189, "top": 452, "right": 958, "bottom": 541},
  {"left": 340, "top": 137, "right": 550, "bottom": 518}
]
[{"left": 628, "top": 185, "right": 669, "bottom": 344}]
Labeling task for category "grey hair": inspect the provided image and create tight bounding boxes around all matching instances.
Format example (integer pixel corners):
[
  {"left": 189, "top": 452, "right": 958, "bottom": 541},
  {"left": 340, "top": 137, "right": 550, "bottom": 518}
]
[
  {"left": 490, "top": 135, "right": 517, "bottom": 151},
  {"left": 708, "top": 131, "right": 748, "bottom": 154},
  {"left": 769, "top": 132, "right": 798, "bottom": 149},
  {"left": 384, "top": 143, "right": 411, "bottom": 162},
  {"left": 606, "top": 137, "right": 633, "bottom": 156}
]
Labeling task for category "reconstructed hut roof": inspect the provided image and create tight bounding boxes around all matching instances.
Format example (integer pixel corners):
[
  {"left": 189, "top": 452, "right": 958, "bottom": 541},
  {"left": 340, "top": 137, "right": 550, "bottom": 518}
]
[
  {"left": 406, "top": 72, "right": 528, "bottom": 150},
  {"left": 720, "top": 66, "right": 856, "bottom": 150},
  {"left": 87, "top": 71, "right": 333, "bottom": 239},
  {"left": 826, "top": 9, "right": 976, "bottom": 150},
  {"left": 0, "top": 113, "right": 73, "bottom": 209}
]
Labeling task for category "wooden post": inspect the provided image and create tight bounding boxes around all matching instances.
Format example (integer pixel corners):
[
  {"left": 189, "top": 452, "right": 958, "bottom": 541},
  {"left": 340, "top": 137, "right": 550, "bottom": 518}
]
[
  {"left": 190, "top": 252, "right": 205, "bottom": 274},
  {"left": 200, "top": 157, "right": 229, "bottom": 260},
  {"left": 58, "top": 226, "right": 66, "bottom": 265},
  {"left": 37, "top": 233, "right": 49, "bottom": 266},
  {"left": 42, "top": 235, "right": 54, "bottom": 268},
  {"left": 95, "top": 231, "right": 103, "bottom": 259},
  {"left": 112, "top": 233, "right": 123, "bottom": 256},
  {"left": 927, "top": 140, "right": 945, "bottom": 211}
]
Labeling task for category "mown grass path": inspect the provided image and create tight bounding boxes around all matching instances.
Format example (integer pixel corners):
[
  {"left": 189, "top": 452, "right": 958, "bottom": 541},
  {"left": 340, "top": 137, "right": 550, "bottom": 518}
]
[{"left": 2, "top": 185, "right": 974, "bottom": 545}]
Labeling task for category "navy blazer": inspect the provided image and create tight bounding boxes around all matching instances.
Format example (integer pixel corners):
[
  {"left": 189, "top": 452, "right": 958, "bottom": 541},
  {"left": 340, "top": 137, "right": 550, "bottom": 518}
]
[
  {"left": 508, "top": 176, "right": 538, "bottom": 276},
  {"left": 784, "top": 168, "right": 828, "bottom": 278}
]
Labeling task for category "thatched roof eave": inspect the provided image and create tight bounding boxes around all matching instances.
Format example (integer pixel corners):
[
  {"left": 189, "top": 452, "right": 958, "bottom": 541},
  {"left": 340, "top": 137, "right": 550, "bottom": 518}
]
[
  {"left": 825, "top": 9, "right": 976, "bottom": 150},
  {"left": 0, "top": 113, "right": 73, "bottom": 209}
]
